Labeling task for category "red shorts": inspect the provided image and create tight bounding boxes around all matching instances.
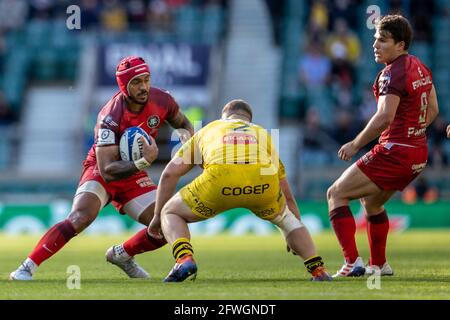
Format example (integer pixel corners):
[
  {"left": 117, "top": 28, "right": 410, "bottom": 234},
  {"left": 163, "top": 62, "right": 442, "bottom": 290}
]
[
  {"left": 78, "top": 160, "right": 157, "bottom": 214},
  {"left": 357, "top": 143, "right": 428, "bottom": 191}
]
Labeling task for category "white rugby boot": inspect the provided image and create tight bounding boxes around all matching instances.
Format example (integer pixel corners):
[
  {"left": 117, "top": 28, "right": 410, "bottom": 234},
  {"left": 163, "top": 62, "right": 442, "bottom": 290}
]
[
  {"left": 106, "top": 245, "right": 149, "bottom": 279},
  {"left": 365, "top": 262, "right": 394, "bottom": 276},
  {"left": 9, "top": 259, "right": 37, "bottom": 280},
  {"left": 333, "top": 257, "right": 366, "bottom": 278}
]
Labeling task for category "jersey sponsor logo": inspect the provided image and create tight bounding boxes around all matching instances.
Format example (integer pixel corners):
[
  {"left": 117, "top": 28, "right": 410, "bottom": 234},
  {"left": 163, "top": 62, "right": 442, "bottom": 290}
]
[
  {"left": 97, "top": 129, "right": 115, "bottom": 145},
  {"left": 412, "top": 76, "right": 432, "bottom": 90},
  {"left": 221, "top": 184, "right": 270, "bottom": 196},
  {"left": 136, "top": 176, "right": 154, "bottom": 188},
  {"left": 147, "top": 115, "right": 160, "bottom": 128},
  {"left": 379, "top": 70, "right": 391, "bottom": 95},
  {"left": 101, "top": 114, "right": 118, "bottom": 127},
  {"left": 407, "top": 127, "right": 426, "bottom": 137},
  {"left": 254, "top": 207, "right": 275, "bottom": 218},
  {"left": 193, "top": 198, "right": 215, "bottom": 217},
  {"left": 412, "top": 162, "right": 427, "bottom": 174},
  {"left": 361, "top": 151, "right": 374, "bottom": 165},
  {"left": 223, "top": 132, "right": 257, "bottom": 144}
]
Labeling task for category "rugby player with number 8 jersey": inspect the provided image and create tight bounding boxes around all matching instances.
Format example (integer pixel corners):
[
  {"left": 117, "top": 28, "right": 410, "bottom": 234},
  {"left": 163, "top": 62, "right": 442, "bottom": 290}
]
[{"left": 10, "top": 56, "right": 194, "bottom": 280}]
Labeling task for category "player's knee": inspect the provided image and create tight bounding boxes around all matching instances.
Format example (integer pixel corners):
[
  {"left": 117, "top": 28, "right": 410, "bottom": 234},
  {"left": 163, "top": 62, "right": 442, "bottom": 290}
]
[
  {"left": 326, "top": 185, "right": 337, "bottom": 202},
  {"left": 360, "top": 198, "right": 382, "bottom": 216},
  {"left": 271, "top": 207, "right": 304, "bottom": 238},
  {"left": 138, "top": 212, "right": 152, "bottom": 226},
  {"left": 137, "top": 207, "right": 154, "bottom": 225},
  {"left": 160, "top": 204, "right": 177, "bottom": 224},
  {"left": 160, "top": 204, "right": 171, "bottom": 217},
  {"left": 68, "top": 209, "right": 97, "bottom": 232}
]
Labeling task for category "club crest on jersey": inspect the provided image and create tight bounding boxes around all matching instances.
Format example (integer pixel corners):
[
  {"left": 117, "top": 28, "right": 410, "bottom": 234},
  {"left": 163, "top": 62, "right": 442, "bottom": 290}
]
[{"left": 147, "top": 115, "right": 160, "bottom": 128}]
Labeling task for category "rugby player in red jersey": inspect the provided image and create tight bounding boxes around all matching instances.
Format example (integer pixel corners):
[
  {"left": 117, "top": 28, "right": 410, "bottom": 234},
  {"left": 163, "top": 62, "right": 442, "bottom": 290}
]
[
  {"left": 327, "top": 15, "right": 439, "bottom": 277},
  {"left": 10, "top": 56, "right": 193, "bottom": 280}
]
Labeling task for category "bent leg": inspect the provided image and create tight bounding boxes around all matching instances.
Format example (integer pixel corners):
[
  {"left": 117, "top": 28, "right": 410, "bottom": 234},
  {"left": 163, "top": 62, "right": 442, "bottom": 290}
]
[
  {"left": 10, "top": 192, "right": 101, "bottom": 280},
  {"left": 270, "top": 206, "right": 331, "bottom": 280},
  {"left": 67, "top": 192, "right": 102, "bottom": 232},
  {"left": 106, "top": 190, "right": 166, "bottom": 280},
  {"left": 161, "top": 193, "right": 204, "bottom": 246},
  {"left": 31, "top": 192, "right": 100, "bottom": 265},
  {"left": 34, "top": 192, "right": 100, "bottom": 262},
  {"left": 121, "top": 202, "right": 167, "bottom": 257},
  {"left": 327, "top": 163, "right": 382, "bottom": 211},
  {"left": 360, "top": 190, "right": 395, "bottom": 267},
  {"left": 360, "top": 190, "right": 395, "bottom": 216},
  {"left": 161, "top": 193, "right": 202, "bottom": 282},
  {"left": 106, "top": 200, "right": 160, "bottom": 279},
  {"left": 271, "top": 207, "right": 316, "bottom": 259},
  {"left": 327, "top": 163, "right": 382, "bottom": 266},
  {"left": 122, "top": 189, "right": 157, "bottom": 225}
]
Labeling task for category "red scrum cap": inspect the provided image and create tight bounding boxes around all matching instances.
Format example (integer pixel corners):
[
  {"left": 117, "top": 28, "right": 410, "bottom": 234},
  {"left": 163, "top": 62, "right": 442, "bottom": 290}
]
[{"left": 115, "top": 56, "right": 150, "bottom": 97}]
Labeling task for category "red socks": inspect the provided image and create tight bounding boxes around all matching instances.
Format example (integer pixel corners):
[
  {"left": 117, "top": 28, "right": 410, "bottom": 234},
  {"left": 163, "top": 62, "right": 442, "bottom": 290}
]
[
  {"left": 123, "top": 228, "right": 167, "bottom": 256},
  {"left": 330, "top": 206, "right": 390, "bottom": 266},
  {"left": 29, "top": 219, "right": 77, "bottom": 266},
  {"left": 366, "top": 210, "right": 389, "bottom": 266},
  {"left": 330, "top": 206, "right": 359, "bottom": 263}
]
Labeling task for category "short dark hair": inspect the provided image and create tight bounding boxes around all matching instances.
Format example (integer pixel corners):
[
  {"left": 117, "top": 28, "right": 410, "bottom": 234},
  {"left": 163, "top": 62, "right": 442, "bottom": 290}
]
[
  {"left": 376, "top": 14, "right": 413, "bottom": 50},
  {"left": 222, "top": 99, "right": 253, "bottom": 121}
]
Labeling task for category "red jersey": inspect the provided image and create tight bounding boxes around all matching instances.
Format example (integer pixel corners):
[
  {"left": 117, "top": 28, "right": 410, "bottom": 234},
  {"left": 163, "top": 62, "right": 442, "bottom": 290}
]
[
  {"left": 373, "top": 54, "right": 433, "bottom": 147},
  {"left": 85, "top": 87, "right": 180, "bottom": 164}
]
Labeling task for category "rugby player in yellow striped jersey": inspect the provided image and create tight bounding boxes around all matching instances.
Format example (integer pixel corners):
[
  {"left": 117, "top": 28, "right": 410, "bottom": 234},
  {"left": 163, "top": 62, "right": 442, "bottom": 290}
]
[{"left": 148, "top": 99, "right": 332, "bottom": 282}]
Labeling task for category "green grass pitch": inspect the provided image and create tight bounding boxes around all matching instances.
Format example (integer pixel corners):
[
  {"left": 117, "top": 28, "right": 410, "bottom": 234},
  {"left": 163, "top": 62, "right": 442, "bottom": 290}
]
[{"left": 1, "top": 231, "right": 449, "bottom": 299}]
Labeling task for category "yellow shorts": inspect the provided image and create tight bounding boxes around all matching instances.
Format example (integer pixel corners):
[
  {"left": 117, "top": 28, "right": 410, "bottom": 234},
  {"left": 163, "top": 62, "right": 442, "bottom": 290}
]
[{"left": 179, "top": 164, "right": 286, "bottom": 220}]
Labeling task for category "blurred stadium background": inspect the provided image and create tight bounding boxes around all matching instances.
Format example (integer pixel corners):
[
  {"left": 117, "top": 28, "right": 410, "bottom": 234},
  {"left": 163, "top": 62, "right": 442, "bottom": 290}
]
[{"left": 0, "top": 0, "right": 449, "bottom": 236}]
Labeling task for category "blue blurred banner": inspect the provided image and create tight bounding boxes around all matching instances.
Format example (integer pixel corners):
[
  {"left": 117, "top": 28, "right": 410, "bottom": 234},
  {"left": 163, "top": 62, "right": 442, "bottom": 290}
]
[{"left": 98, "top": 43, "right": 211, "bottom": 88}]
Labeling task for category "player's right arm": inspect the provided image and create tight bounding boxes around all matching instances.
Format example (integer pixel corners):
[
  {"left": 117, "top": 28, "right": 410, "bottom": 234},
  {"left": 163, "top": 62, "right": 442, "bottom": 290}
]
[
  {"left": 339, "top": 94, "right": 400, "bottom": 161},
  {"left": 148, "top": 156, "right": 194, "bottom": 238},
  {"left": 96, "top": 136, "right": 158, "bottom": 183},
  {"left": 447, "top": 125, "right": 450, "bottom": 138},
  {"left": 425, "top": 85, "right": 439, "bottom": 128}
]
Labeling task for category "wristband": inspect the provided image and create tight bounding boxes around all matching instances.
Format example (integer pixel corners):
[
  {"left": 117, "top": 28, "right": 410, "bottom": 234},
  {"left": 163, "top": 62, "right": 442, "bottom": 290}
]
[{"left": 134, "top": 157, "right": 151, "bottom": 171}]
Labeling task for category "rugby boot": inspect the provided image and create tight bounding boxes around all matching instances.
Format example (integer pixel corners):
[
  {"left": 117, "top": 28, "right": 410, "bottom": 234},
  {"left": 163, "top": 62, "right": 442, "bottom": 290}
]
[
  {"left": 333, "top": 257, "right": 366, "bottom": 278},
  {"left": 164, "top": 254, "right": 197, "bottom": 282},
  {"left": 365, "top": 262, "right": 394, "bottom": 276},
  {"left": 106, "top": 245, "right": 149, "bottom": 278},
  {"left": 311, "top": 266, "right": 333, "bottom": 281},
  {"left": 9, "top": 261, "right": 35, "bottom": 281}
]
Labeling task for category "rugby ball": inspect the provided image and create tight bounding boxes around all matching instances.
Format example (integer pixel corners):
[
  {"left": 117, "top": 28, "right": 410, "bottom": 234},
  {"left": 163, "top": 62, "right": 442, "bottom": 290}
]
[{"left": 119, "top": 127, "right": 151, "bottom": 161}]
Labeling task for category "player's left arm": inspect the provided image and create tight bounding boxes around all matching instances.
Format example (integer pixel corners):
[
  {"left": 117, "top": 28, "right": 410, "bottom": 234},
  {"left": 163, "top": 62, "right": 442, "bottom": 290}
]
[
  {"left": 167, "top": 110, "right": 194, "bottom": 143},
  {"left": 148, "top": 156, "right": 194, "bottom": 237},
  {"left": 425, "top": 85, "right": 439, "bottom": 128},
  {"left": 279, "top": 178, "right": 301, "bottom": 220},
  {"left": 339, "top": 94, "right": 400, "bottom": 161}
]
